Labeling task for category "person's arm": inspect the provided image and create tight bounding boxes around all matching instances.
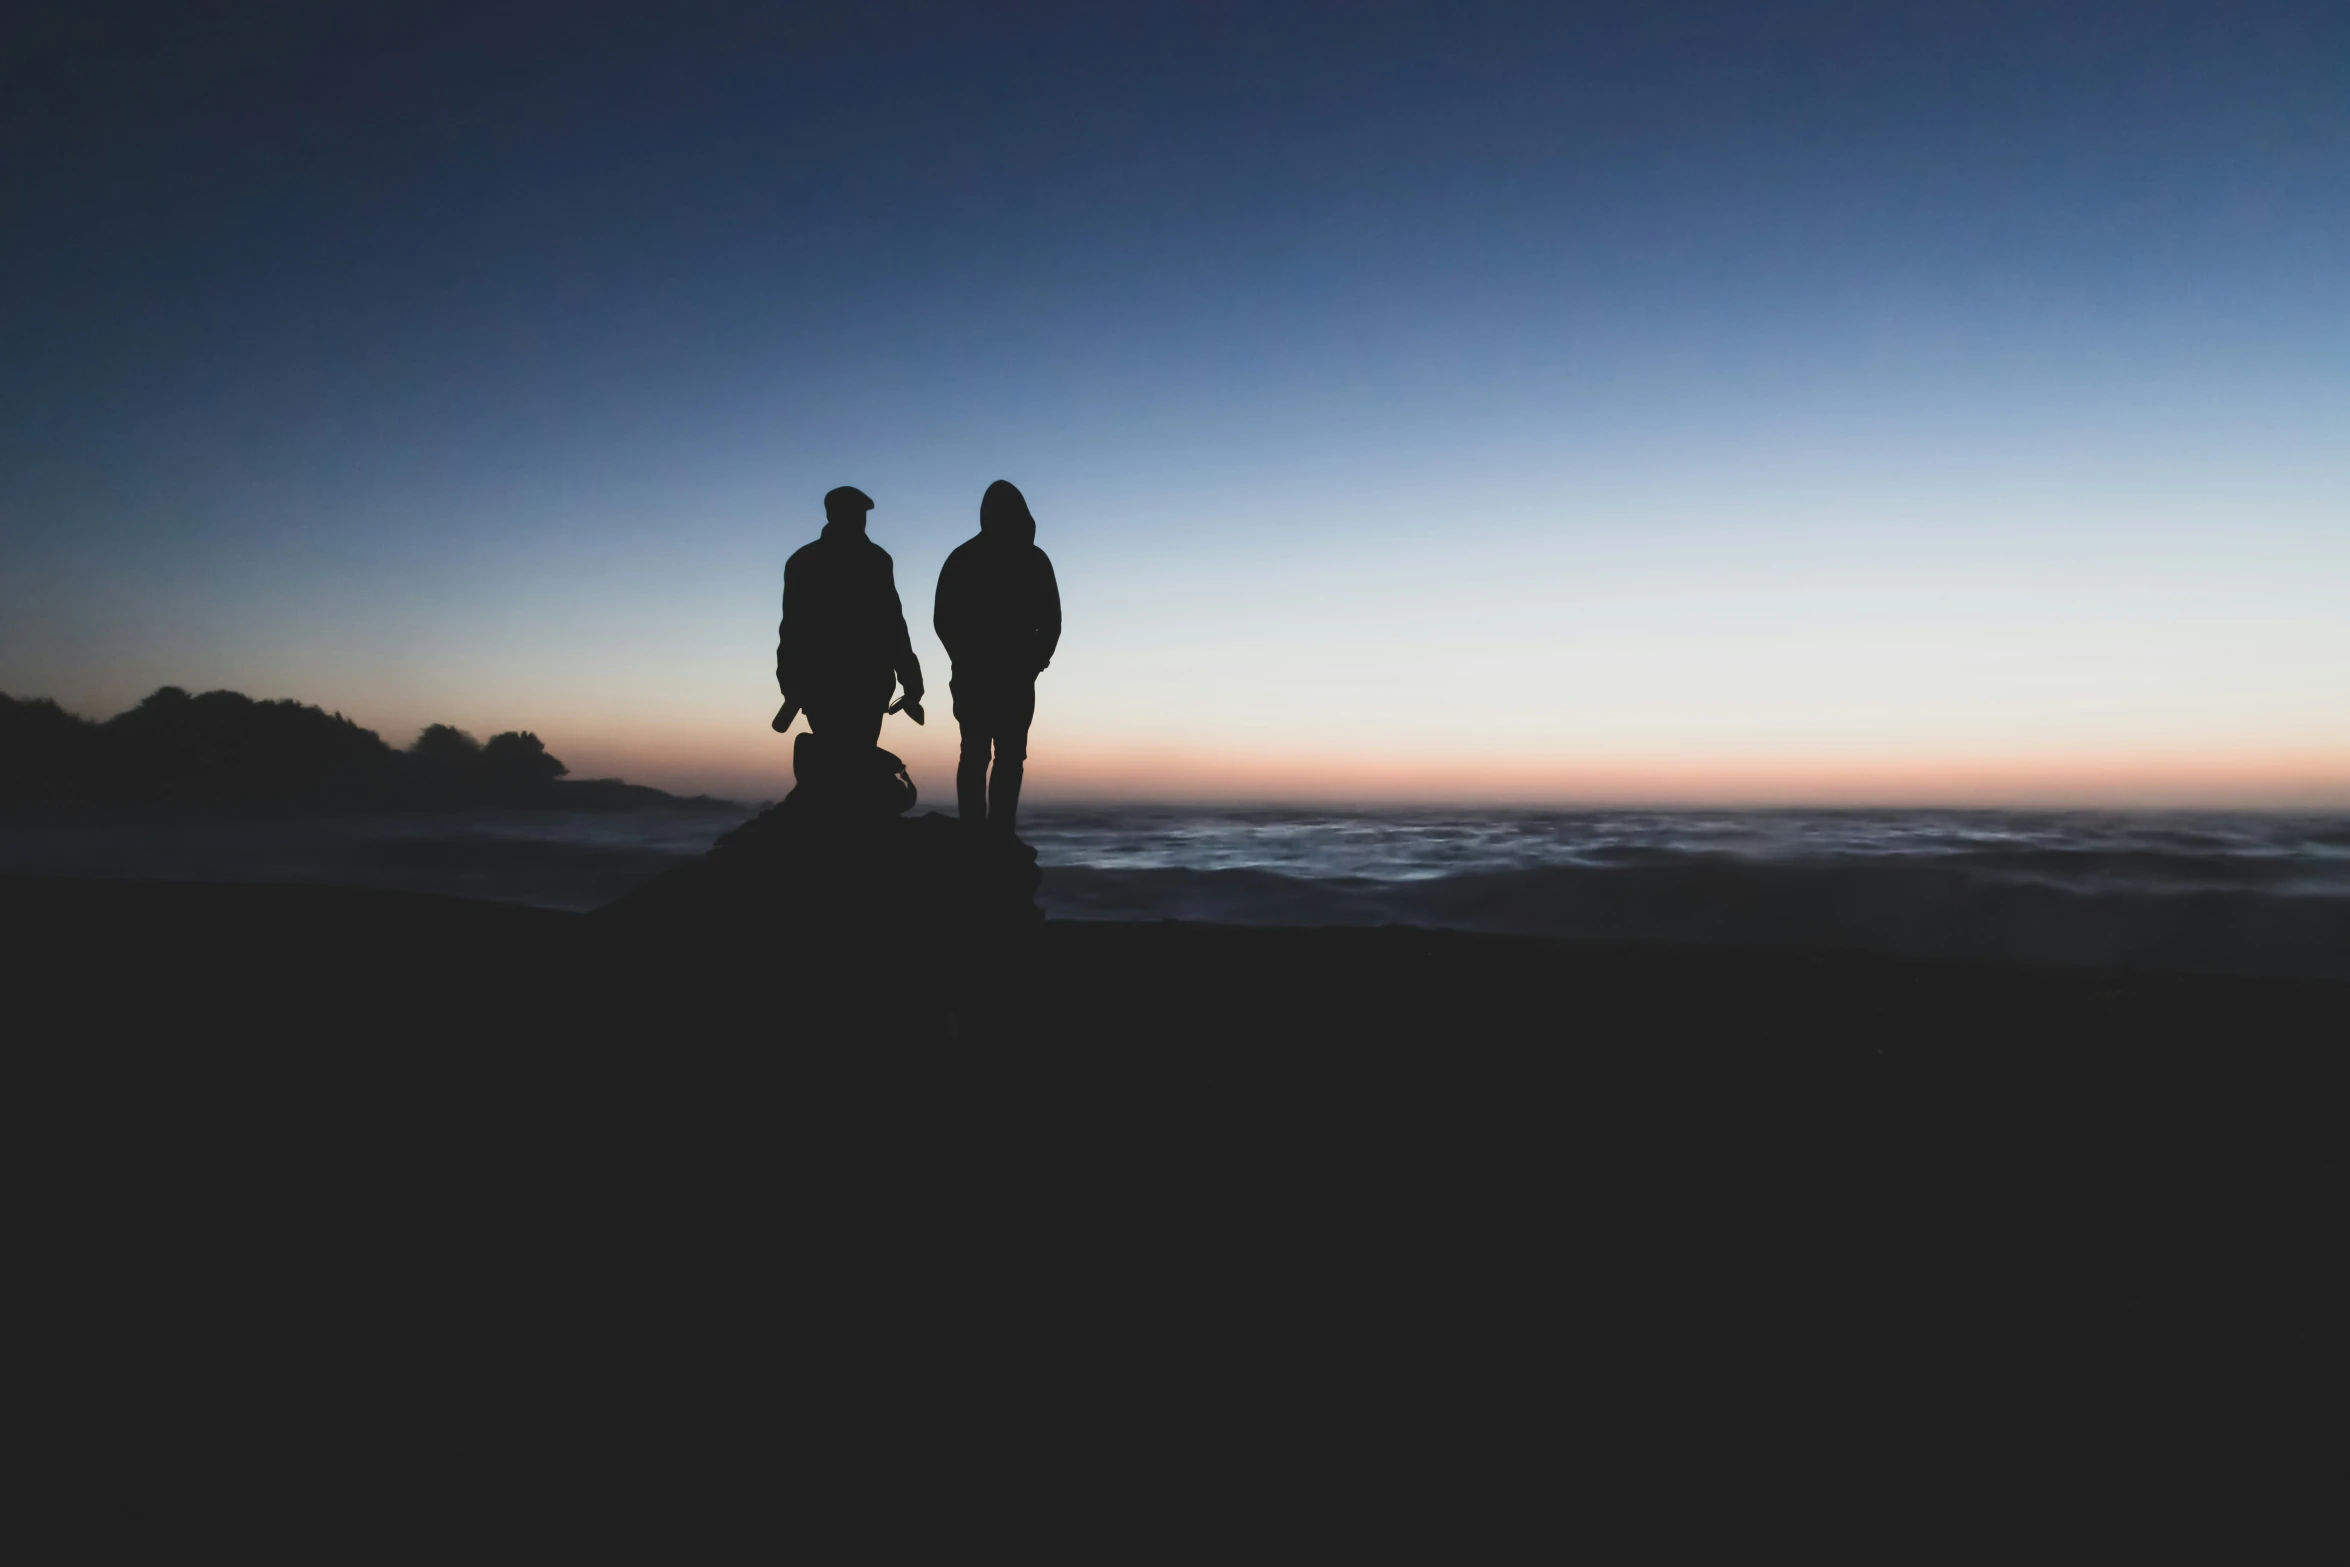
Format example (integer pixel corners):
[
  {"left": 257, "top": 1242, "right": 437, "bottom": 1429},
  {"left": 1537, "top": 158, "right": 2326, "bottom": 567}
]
[
  {"left": 932, "top": 547, "right": 966, "bottom": 667},
  {"left": 1034, "top": 550, "right": 1062, "bottom": 673},
  {"left": 775, "top": 561, "right": 801, "bottom": 696},
  {"left": 885, "top": 566, "right": 923, "bottom": 702}
]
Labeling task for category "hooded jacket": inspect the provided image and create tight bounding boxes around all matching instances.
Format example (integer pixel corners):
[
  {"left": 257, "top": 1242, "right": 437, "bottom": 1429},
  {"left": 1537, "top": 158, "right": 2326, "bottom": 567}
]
[
  {"left": 776, "top": 517, "right": 923, "bottom": 698},
  {"left": 934, "top": 481, "right": 1062, "bottom": 681}
]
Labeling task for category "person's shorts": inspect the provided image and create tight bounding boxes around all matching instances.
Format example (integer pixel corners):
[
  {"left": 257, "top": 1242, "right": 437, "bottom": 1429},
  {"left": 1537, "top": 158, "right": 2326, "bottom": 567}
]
[{"left": 951, "top": 674, "right": 1036, "bottom": 752}]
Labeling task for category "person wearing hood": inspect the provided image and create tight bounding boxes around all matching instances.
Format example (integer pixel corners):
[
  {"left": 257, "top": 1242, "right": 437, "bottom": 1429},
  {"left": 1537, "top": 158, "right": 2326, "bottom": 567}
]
[
  {"left": 934, "top": 479, "right": 1061, "bottom": 833},
  {"left": 776, "top": 485, "right": 923, "bottom": 755}
]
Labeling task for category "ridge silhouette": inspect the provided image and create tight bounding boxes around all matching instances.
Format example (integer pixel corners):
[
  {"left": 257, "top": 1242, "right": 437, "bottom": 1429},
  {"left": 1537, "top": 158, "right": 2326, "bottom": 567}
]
[{"left": 0, "top": 686, "right": 711, "bottom": 812}]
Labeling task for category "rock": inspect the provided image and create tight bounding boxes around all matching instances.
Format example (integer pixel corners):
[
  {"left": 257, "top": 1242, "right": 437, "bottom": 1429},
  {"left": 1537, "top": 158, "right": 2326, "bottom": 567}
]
[
  {"left": 604, "top": 798, "right": 1039, "bottom": 934},
  {"left": 595, "top": 746, "right": 1043, "bottom": 1033},
  {"left": 595, "top": 735, "right": 1042, "bottom": 1035}
]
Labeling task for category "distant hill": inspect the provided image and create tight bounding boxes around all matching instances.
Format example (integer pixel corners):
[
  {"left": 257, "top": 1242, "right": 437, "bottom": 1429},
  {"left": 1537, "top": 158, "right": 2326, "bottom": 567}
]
[{"left": 0, "top": 687, "right": 736, "bottom": 813}]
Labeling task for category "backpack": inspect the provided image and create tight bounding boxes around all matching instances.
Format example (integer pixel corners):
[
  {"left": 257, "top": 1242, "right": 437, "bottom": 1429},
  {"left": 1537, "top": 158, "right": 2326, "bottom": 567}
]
[{"left": 791, "top": 732, "right": 916, "bottom": 816}]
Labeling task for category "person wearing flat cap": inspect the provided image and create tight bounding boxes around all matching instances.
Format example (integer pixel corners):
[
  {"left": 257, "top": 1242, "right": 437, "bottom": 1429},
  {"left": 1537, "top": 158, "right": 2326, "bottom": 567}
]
[{"left": 775, "top": 485, "right": 924, "bottom": 755}]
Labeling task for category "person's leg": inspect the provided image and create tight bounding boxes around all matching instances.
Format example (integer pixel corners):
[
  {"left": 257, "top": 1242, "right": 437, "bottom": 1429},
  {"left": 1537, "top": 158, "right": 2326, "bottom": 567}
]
[
  {"left": 988, "top": 750, "right": 1022, "bottom": 832},
  {"left": 797, "top": 690, "right": 839, "bottom": 787},
  {"left": 801, "top": 677, "right": 888, "bottom": 799},
  {"left": 809, "top": 678, "right": 886, "bottom": 746},
  {"left": 840, "top": 699, "right": 883, "bottom": 753},
  {"left": 957, "top": 728, "right": 990, "bottom": 824},
  {"left": 802, "top": 703, "right": 878, "bottom": 749},
  {"left": 952, "top": 676, "right": 990, "bottom": 824},
  {"left": 987, "top": 681, "right": 1036, "bottom": 834}
]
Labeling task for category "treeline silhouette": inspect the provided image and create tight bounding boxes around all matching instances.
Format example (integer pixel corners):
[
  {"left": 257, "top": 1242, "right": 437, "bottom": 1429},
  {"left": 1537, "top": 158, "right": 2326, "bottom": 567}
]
[{"left": 0, "top": 687, "right": 712, "bottom": 812}]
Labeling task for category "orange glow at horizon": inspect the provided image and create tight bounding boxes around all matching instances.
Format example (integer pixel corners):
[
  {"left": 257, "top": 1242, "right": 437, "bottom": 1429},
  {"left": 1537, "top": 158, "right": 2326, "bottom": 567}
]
[{"left": 553, "top": 724, "right": 2350, "bottom": 810}]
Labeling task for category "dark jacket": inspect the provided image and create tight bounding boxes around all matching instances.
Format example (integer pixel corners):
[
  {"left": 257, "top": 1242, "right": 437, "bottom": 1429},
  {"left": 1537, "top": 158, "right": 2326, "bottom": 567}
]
[
  {"left": 934, "top": 481, "right": 1062, "bottom": 680},
  {"left": 777, "top": 520, "right": 923, "bottom": 698}
]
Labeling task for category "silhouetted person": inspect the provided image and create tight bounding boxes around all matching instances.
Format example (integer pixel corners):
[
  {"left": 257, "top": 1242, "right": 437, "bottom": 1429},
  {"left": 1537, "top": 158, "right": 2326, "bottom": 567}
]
[
  {"left": 934, "top": 480, "right": 1060, "bottom": 833},
  {"left": 777, "top": 487, "right": 923, "bottom": 760}
]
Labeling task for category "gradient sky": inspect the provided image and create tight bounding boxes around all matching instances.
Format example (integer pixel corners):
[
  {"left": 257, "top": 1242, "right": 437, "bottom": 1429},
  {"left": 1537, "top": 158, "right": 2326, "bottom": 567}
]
[{"left": 5, "top": 0, "right": 2345, "bottom": 804}]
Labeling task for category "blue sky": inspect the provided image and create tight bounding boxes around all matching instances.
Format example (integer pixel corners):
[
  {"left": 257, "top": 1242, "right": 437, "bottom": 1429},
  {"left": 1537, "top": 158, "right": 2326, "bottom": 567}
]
[{"left": 5, "top": 1, "right": 2345, "bottom": 801}]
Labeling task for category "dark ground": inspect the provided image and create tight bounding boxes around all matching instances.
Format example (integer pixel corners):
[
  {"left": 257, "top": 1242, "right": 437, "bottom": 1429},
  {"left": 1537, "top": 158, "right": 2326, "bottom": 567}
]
[{"left": 8, "top": 874, "right": 2342, "bottom": 1539}]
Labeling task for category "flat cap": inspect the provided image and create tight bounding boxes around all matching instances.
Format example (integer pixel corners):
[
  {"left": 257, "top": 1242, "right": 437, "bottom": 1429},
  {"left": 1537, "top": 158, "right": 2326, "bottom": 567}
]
[{"left": 824, "top": 485, "right": 874, "bottom": 515}]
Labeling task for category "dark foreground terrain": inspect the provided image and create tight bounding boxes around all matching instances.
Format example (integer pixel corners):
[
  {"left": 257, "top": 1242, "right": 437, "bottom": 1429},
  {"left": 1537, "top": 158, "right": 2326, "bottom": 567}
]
[{"left": 9, "top": 874, "right": 2342, "bottom": 1539}]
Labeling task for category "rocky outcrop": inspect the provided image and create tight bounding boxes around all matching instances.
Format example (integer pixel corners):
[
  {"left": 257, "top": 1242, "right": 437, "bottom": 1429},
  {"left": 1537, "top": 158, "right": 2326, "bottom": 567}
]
[{"left": 595, "top": 739, "right": 1042, "bottom": 1027}]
